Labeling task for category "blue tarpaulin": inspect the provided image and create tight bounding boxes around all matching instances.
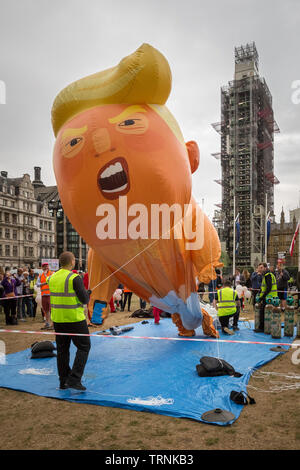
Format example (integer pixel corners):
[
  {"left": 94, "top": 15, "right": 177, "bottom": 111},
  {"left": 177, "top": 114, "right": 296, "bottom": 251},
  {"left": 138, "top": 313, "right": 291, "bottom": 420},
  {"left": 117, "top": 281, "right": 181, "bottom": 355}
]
[{"left": 0, "top": 319, "right": 295, "bottom": 425}]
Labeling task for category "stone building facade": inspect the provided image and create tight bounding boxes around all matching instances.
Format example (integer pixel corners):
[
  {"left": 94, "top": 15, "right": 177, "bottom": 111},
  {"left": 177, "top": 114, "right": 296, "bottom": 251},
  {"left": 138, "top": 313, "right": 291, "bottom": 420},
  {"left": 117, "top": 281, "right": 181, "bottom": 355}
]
[
  {"left": 0, "top": 167, "right": 88, "bottom": 271},
  {"left": 268, "top": 208, "right": 299, "bottom": 267},
  {"left": 0, "top": 169, "right": 56, "bottom": 269}
]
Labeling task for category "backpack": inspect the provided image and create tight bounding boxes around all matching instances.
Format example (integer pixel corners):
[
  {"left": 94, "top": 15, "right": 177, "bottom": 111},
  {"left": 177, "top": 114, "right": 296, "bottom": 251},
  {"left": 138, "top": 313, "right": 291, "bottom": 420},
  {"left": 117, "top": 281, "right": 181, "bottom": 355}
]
[
  {"left": 196, "top": 356, "right": 242, "bottom": 378},
  {"left": 31, "top": 341, "right": 56, "bottom": 359}
]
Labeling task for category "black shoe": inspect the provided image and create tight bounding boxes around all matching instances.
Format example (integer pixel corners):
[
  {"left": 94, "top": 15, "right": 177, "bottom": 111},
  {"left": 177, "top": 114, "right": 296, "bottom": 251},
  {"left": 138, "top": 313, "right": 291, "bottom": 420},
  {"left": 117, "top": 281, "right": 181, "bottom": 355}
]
[
  {"left": 254, "top": 328, "right": 264, "bottom": 333},
  {"left": 233, "top": 326, "right": 240, "bottom": 331},
  {"left": 59, "top": 383, "right": 69, "bottom": 390},
  {"left": 66, "top": 381, "right": 86, "bottom": 391}
]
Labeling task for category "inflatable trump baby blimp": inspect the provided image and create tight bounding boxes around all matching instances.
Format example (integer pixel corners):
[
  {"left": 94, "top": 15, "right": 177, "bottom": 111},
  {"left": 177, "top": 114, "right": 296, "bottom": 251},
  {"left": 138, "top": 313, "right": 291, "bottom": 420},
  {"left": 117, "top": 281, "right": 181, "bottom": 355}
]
[{"left": 51, "top": 43, "right": 223, "bottom": 337}]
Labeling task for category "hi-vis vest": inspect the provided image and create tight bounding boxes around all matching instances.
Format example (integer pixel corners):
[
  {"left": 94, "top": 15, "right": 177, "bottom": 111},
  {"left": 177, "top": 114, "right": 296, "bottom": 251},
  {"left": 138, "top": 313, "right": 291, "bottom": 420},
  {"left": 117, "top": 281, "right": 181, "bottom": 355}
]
[
  {"left": 217, "top": 287, "right": 237, "bottom": 317},
  {"left": 260, "top": 272, "right": 278, "bottom": 300},
  {"left": 48, "top": 269, "right": 85, "bottom": 323},
  {"left": 40, "top": 271, "right": 53, "bottom": 296}
]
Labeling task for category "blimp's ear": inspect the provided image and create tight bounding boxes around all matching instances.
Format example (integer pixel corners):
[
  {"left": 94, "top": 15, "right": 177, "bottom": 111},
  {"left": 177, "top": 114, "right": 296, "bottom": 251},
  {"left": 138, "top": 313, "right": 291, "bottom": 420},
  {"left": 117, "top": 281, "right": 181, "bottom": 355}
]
[{"left": 186, "top": 141, "right": 200, "bottom": 174}]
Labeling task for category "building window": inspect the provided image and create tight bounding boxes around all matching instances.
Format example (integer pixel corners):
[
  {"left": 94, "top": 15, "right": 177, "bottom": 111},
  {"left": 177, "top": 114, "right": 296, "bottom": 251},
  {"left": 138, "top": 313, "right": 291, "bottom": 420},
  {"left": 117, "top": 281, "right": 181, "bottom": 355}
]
[
  {"left": 48, "top": 222, "right": 52, "bottom": 231},
  {"left": 13, "top": 230, "right": 17, "bottom": 240},
  {"left": 0, "top": 245, "right": 2, "bottom": 256},
  {"left": 40, "top": 220, "right": 43, "bottom": 229},
  {"left": 24, "top": 246, "right": 28, "bottom": 257},
  {"left": 13, "top": 246, "right": 18, "bottom": 257},
  {"left": 5, "top": 228, "right": 10, "bottom": 239},
  {"left": 4, "top": 213, "right": 9, "bottom": 223},
  {"left": 12, "top": 214, "right": 17, "bottom": 224},
  {"left": 29, "top": 247, "right": 34, "bottom": 257},
  {"left": 5, "top": 245, "right": 10, "bottom": 256}
]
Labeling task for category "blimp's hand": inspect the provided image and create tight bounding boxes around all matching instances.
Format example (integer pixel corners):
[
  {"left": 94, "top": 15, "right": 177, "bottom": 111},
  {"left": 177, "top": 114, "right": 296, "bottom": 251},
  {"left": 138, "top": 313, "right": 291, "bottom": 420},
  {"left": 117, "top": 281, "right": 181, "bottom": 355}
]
[{"left": 186, "top": 141, "right": 200, "bottom": 174}]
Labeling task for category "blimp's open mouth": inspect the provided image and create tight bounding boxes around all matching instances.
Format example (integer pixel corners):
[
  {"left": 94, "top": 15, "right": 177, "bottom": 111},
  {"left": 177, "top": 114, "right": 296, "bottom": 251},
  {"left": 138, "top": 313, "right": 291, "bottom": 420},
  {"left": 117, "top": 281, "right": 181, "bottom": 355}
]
[{"left": 97, "top": 157, "right": 130, "bottom": 200}]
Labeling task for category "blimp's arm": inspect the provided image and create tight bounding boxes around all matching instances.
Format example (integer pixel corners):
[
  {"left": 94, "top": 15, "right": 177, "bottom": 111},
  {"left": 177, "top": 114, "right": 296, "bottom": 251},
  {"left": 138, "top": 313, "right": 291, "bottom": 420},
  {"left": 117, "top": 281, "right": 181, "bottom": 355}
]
[
  {"left": 187, "top": 199, "right": 223, "bottom": 284},
  {"left": 88, "top": 248, "right": 119, "bottom": 323}
]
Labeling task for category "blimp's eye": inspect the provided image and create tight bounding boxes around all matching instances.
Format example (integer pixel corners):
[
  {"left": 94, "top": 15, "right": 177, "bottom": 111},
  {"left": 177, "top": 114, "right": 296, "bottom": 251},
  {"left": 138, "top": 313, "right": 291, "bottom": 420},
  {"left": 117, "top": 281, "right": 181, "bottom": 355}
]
[
  {"left": 61, "top": 135, "right": 85, "bottom": 158},
  {"left": 67, "top": 137, "right": 83, "bottom": 147},
  {"left": 115, "top": 113, "right": 149, "bottom": 135},
  {"left": 118, "top": 119, "right": 140, "bottom": 127}
]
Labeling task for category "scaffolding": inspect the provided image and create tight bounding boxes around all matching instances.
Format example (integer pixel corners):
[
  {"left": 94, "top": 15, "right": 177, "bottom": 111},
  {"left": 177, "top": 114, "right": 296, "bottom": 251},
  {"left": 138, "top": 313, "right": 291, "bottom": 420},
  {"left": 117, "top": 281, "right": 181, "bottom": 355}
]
[{"left": 211, "top": 42, "right": 280, "bottom": 268}]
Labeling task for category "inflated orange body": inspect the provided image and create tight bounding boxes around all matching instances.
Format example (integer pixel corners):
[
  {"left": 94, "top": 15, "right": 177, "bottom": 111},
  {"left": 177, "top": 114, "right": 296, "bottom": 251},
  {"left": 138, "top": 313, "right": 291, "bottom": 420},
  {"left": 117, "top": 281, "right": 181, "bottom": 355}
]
[{"left": 52, "top": 44, "right": 222, "bottom": 336}]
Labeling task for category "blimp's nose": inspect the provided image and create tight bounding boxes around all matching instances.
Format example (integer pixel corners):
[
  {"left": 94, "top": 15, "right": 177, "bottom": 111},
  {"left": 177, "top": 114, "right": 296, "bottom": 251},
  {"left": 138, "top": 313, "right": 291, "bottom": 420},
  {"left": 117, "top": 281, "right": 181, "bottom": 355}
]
[{"left": 92, "top": 128, "right": 114, "bottom": 156}]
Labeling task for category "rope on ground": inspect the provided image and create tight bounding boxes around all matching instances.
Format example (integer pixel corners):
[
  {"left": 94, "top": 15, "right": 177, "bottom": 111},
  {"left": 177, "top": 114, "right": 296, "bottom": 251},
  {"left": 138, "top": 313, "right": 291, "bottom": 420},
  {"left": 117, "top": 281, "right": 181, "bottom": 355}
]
[{"left": 247, "top": 369, "right": 300, "bottom": 393}]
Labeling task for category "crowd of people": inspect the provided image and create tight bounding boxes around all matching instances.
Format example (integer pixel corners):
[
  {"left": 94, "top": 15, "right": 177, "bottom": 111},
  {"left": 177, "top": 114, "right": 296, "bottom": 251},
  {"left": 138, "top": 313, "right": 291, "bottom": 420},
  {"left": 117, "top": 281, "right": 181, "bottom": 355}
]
[
  {"left": 0, "top": 263, "right": 140, "bottom": 327},
  {"left": 200, "top": 262, "right": 300, "bottom": 336}
]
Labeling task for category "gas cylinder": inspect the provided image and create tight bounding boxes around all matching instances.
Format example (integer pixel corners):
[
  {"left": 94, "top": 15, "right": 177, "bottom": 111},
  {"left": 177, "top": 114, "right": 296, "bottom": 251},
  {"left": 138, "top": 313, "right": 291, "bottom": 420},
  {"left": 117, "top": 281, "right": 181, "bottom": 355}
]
[
  {"left": 284, "top": 296, "right": 295, "bottom": 337},
  {"left": 264, "top": 298, "right": 273, "bottom": 334},
  {"left": 254, "top": 294, "right": 261, "bottom": 331},
  {"left": 271, "top": 297, "right": 281, "bottom": 339}
]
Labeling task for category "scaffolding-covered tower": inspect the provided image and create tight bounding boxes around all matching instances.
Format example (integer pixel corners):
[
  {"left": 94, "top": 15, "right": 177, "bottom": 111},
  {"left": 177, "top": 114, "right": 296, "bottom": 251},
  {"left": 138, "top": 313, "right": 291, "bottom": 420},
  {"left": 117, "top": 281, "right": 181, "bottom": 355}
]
[{"left": 212, "top": 42, "right": 279, "bottom": 268}]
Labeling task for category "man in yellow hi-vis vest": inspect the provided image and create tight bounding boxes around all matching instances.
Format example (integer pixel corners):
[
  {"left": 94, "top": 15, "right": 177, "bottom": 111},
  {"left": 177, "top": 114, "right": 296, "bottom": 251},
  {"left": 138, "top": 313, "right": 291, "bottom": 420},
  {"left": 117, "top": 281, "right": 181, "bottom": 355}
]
[
  {"left": 217, "top": 280, "right": 241, "bottom": 335},
  {"left": 256, "top": 262, "right": 278, "bottom": 333},
  {"left": 48, "top": 251, "right": 91, "bottom": 391}
]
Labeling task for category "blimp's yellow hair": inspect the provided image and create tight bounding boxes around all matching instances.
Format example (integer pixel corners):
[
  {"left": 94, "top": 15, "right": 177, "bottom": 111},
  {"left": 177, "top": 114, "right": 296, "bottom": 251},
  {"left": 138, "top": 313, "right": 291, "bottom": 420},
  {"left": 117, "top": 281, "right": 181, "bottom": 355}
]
[{"left": 51, "top": 43, "right": 185, "bottom": 144}]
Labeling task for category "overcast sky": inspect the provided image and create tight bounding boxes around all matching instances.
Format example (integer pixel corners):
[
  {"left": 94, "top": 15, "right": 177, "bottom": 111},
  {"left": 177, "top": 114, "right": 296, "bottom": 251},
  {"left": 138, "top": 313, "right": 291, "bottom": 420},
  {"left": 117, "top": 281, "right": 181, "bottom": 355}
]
[{"left": 0, "top": 0, "right": 299, "bottom": 222}]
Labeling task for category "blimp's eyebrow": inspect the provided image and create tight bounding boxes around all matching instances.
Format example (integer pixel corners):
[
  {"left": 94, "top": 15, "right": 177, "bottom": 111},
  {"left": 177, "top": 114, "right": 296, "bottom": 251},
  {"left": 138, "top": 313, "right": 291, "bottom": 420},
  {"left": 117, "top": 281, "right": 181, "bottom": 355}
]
[
  {"left": 108, "top": 105, "right": 147, "bottom": 124},
  {"left": 62, "top": 125, "right": 88, "bottom": 140}
]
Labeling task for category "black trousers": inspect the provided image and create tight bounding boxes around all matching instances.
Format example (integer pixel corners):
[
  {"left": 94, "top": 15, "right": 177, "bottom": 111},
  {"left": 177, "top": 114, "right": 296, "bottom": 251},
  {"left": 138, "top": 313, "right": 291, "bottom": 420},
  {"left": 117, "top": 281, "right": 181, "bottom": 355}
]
[
  {"left": 259, "top": 299, "right": 266, "bottom": 330},
  {"left": 3, "top": 299, "right": 17, "bottom": 324},
  {"left": 53, "top": 320, "right": 91, "bottom": 385},
  {"left": 122, "top": 292, "right": 132, "bottom": 311},
  {"left": 32, "top": 298, "right": 37, "bottom": 317},
  {"left": 219, "top": 310, "right": 239, "bottom": 329}
]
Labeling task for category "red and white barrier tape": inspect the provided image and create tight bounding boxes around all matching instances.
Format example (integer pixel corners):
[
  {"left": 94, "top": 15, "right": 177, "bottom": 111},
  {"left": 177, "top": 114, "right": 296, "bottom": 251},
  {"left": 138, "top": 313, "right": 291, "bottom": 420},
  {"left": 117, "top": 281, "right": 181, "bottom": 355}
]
[
  {"left": 0, "top": 328, "right": 298, "bottom": 348},
  {"left": 0, "top": 294, "right": 35, "bottom": 301}
]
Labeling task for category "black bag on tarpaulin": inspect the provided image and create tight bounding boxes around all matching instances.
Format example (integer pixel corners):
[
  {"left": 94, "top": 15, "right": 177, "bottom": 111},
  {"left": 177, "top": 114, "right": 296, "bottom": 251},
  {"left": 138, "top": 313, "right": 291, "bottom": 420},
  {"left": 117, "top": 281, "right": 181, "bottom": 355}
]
[
  {"left": 130, "top": 307, "right": 154, "bottom": 318},
  {"left": 31, "top": 341, "right": 57, "bottom": 359},
  {"left": 196, "top": 356, "right": 242, "bottom": 378},
  {"left": 230, "top": 390, "right": 256, "bottom": 405}
]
